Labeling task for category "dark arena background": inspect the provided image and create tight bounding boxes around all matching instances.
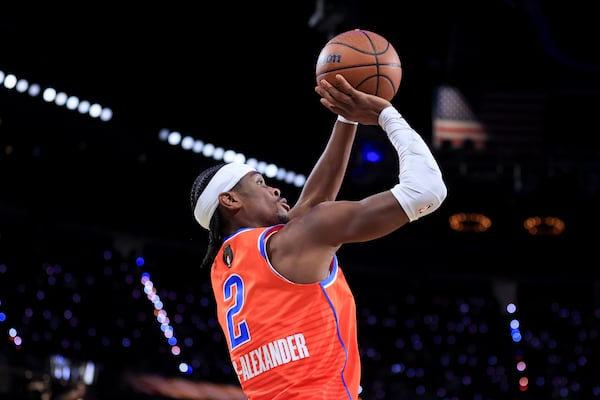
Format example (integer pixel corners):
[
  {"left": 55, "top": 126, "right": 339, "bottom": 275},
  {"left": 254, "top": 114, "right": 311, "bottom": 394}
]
[{"left": 1, "top": 1, "right": 599, "bottom": 399}]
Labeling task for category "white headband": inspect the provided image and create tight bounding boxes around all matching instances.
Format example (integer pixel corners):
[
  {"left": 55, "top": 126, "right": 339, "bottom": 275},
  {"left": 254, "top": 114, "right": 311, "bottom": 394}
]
[{"left": 194, "top": 162, "right": 256, "bottom": 230}]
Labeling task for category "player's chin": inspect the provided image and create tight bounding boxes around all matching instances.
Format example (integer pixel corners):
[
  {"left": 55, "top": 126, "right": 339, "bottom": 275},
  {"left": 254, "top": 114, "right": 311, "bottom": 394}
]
[{"left": 276, "top": 212, "right": 290, "bottom": 225}]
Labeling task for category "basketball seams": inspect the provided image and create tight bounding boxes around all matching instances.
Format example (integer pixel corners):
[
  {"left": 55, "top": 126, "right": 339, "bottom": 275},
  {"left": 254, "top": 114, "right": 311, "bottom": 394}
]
[
  {"left": 323, "top": 42, "right": 391, "bottom": 57},
  {"left": 362, "top": 30, "right": 384, "bottom": 95},
  {"left": 316, "top": 64, "right": 401, "bottom": 75},
  {"left": 315, "top": 29, "right": 402, "bottom": 101},
  {"left": 316, "top": 70, "right": 399, "bottom": 98}
]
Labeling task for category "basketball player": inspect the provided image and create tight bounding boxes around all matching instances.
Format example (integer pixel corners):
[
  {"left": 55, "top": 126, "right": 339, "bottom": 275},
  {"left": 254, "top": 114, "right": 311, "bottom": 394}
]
[{"left": 189, "top": 74, "right": 447, "bottom": 400}]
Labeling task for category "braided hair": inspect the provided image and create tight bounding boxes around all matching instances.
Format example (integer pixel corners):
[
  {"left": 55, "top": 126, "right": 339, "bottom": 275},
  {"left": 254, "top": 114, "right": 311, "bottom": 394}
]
[{"left": 190, "top": 162, "right": 228, "bottom": 268}]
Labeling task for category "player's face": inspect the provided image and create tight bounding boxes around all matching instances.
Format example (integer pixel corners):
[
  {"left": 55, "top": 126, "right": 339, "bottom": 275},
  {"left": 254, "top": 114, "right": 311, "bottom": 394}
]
[{"left": 239, "top": 173, "right": 290, "bottom": 226}]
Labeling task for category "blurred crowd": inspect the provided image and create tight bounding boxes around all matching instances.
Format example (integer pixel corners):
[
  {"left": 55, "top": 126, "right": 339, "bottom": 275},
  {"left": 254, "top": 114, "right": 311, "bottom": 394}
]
[{"left": 1, "top": 225, "right": 599, "bottom": 400}]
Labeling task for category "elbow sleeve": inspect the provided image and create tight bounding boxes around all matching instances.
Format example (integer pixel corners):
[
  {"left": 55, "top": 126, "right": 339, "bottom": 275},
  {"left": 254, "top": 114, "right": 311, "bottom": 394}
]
[
  {"left": 390, "top": 171, "right": 447, "bottom": 221},
  {"left": 380, "top": 106, "right": 448, "bottom": 221}
]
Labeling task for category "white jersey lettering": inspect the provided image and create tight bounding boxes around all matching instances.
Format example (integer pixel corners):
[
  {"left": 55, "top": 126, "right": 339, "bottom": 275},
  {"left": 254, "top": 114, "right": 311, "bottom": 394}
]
[{"left": 234, "top": 333, "right": 310, "bottom": 382}]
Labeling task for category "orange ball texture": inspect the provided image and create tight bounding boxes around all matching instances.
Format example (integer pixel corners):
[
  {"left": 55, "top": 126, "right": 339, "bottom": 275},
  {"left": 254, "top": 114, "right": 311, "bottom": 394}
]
[{"left": 316, "top": 29, "right": 402, "bottom": 101}]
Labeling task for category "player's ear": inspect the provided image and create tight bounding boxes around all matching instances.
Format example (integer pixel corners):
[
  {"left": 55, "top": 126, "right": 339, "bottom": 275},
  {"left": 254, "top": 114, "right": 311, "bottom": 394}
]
[{"left": 219, "top": 191, "right": 242, "bottom": 211}]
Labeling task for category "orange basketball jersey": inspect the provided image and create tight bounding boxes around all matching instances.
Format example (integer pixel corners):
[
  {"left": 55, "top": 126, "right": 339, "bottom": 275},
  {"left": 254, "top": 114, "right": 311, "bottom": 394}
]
[{"left": 211, "top": 225, "right": 360, "bottom": 400}]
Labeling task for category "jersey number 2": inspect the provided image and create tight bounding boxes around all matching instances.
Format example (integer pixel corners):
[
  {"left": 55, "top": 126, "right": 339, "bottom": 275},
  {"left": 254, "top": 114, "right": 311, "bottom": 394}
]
[{"left": 223, "top": 274, "right": 250, "bottom": 350}]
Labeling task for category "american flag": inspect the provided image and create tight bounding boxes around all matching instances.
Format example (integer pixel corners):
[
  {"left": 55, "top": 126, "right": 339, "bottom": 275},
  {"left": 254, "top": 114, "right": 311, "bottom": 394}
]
[
  {"left": 432, "top": 85, "right": 489, "bottom": 150},
  {"left": 433, "top": 85, "right": 544, "bottom": 152}
]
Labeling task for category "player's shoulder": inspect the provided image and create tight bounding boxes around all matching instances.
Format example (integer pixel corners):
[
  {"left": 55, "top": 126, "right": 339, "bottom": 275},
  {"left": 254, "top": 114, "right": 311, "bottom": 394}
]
[{"left": 225, "top": 225, "right": 284, "bottom": 244}]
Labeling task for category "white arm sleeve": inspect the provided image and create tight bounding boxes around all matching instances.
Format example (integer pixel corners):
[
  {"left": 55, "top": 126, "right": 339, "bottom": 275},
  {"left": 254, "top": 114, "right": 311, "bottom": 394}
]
[{"left": 379, "top": 106, "right": 448, "bottom": 221}]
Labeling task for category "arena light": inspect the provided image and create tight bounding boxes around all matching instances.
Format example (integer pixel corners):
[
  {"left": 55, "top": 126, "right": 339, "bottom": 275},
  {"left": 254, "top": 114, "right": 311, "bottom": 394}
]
[
  {"left": 1, "top": 68, "right": 303, "bottom": 186},
  {"left": 159, "top": 128, "right": 307, "bottom": 188},
  {"left": 449, "top": 212, "right": 492, "bottom": 233},
  {"left": 523, "top": 216, "right": 565, "bottom": 236},
  {"left": 0, "top": 68, "right": 113, "bottom": 122}
]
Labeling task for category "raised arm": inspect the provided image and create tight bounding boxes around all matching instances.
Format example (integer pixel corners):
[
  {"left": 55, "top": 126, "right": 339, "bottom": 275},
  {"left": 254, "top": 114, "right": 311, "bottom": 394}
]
[
  {"left": 270, "top": 75, "right": 447, "bottom": 282},
  {"left": 314, "top": 74, "right": 448, "bottom": 233}
]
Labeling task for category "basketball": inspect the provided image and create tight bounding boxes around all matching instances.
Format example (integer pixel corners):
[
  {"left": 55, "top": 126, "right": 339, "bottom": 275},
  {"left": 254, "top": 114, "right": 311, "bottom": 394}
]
[{"left": 315, "top": 29, "right": 402, "bottom": 101}]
